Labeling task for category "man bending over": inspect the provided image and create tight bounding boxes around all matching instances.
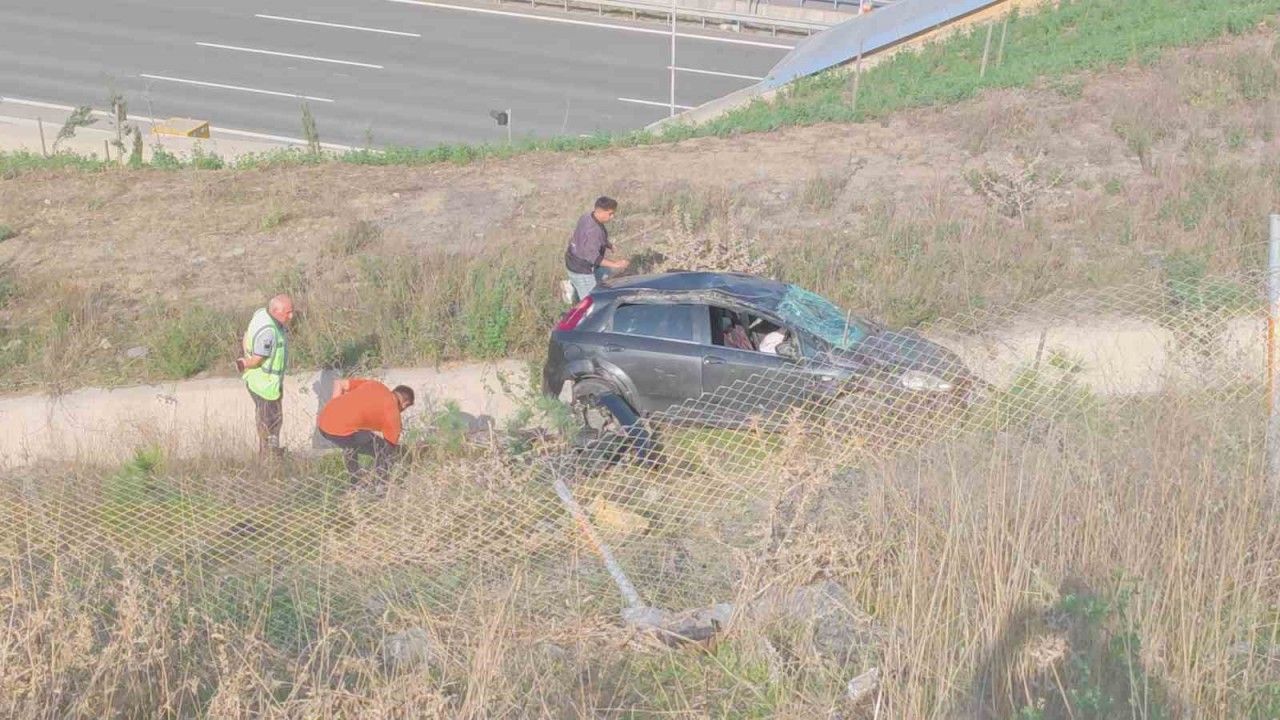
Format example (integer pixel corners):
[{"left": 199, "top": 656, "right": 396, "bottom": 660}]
[{"left": 318, "top": 379, "right": 415, "bottom": 487}]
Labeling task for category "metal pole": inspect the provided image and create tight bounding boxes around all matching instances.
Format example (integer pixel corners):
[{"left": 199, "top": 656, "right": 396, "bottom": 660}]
[
  {"left": 1268, "top": 213, "right": 1280, "bottom": 487},
  {"left": 997, "top": 13, "right": 1010, "bottom": 67},
  {"left": 669, "top": 0, "right": 677, "bottom": 118},
  {"left": 104, "top": 140, "right": 110, "bottom": 162},
  {"left": 37, "top": 117, "right": 47, "bottom": 157},
  {"left": 552, "top": 475, "right": 645, "bottom": 608},
  {"left": 507, "top": 108, "right": 512, "bottom": 146},
  {"left": 980, "top": 22, "right": 994, "bottom": 78},
  {"left": 850, "top": 39, "right": 866, "bottom": 114}
]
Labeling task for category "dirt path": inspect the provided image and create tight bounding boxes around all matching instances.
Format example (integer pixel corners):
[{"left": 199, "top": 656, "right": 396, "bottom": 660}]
[
  {"left": 0, "top": 361, "right": 526, "bottom": 467},
  {"left": 3, "top": 314, "right": 1260, "bottom": 468}
]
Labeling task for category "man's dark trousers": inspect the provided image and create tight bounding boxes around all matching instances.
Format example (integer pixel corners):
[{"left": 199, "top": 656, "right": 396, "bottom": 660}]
[
  {"left": 249, "top": 389, "right": 283, "bottom": 459},
  {"left": 320, "top": 429, "right": 399, "bottom": 485}
]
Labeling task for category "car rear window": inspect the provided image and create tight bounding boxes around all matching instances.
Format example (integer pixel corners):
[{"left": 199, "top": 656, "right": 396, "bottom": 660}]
[{"left": 611, "top": 303, "right": 694, "bottom": 342}]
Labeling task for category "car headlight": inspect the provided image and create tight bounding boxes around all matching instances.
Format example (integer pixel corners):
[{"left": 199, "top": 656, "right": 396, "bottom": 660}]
[{"left": 899, "top": 369, "right": 955, "bottom": 393}]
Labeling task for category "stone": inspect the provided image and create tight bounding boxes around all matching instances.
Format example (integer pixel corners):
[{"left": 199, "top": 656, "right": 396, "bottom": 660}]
[
  {"left": 846, "top": 667, "right": 881, "bottom": 704},
  {"left": 754, "top": 580, "right": 884, "bottom": 663},
  {"left": 591, "top": 496, "right": 650, "bottom": 536},
  {"left": 380, "top": 628, "right": 435, "bottom": 671},
  {"left": 623, "top": 603, "right": 734, "bottom": 645},
  {"left": 124, "top": 346, "right": 149, "bottom": 359}
]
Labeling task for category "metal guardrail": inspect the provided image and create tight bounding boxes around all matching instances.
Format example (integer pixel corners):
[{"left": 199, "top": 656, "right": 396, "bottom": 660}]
[
  {"left": 499, "top": 0, "right": 838, "bottom": 35},
  {"left": 648, "top": 0, "right": 1011, "bottom": 129},
  {"left": 763, "top": 0, "right": 1003, "bottom": 86}
]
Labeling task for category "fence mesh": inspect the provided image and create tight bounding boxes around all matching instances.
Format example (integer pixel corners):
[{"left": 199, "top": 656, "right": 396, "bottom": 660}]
[{"left": 0, "top": 264, "right": 1272, "bottom": 706}]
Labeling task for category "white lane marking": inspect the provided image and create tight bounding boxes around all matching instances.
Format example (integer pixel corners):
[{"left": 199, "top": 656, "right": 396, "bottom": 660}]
[
  {"left": 387, "top": 0, "right": 795, "bottom": 49},
  {"left": 209, "top": 126, "right": 354, "bottom": 150},
  {"left": 196, "top": 42, "right": 384, "bottom": 69},
  {"left": 0, "top": 95, "right": 354, "bottom": 150},
  {"left": 139, "top": 74, "right": 335, "bottom": 102},
  {"left": 669, "top": 65, "right": 763, "bottom": 81},
  {"left": 618, "top": 96, "right": 694, "bottom": 109},
  {"left": 254, "top": 13, "right": 422, "bottom": 37}
]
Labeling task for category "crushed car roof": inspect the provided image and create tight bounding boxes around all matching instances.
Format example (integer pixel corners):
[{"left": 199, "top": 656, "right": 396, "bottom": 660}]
[{"left": 600, "top": 271, "right": 791, "bottom": 309}]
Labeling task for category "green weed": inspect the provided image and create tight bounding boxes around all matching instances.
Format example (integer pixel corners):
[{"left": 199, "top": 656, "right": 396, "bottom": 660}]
[
  {"left": 801, "top": 172, "right": 847, "bottom": 211},
  {"left": 147, "top": 304, "right": 237, "bottom": 379},
  {"left": 1162, "top": 251, "right": 1252, "bottom": 314},
  {"left": 1227, "top": 125, "right": 1249, "bottom": 148},
  {"left": 189, "top": 146, "right": 225, "bottom": 170},
  {"left": 326, "top": 219, "right": 381, "bottom": 257},
  {"left": 0, "top": 262, "right": 15, "bottom": 307},
  {"left": 150, "top": 146, "right": 182, "bottom": 170},
  {"left": 460, "top": 266, "right": 519, "bottom": 359},
  {"left": 260, "top": 207, "right": 289, "bottom": 231}
]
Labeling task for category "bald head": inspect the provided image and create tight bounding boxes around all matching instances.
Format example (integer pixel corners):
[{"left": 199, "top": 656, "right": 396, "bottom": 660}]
[{"left": 268, "top": 294, "right": 295, "bottom": 325}]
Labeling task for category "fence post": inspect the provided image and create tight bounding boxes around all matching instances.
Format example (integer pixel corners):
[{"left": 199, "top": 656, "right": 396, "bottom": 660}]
[
  {"left": 980, "top": 22, "right": 994, "bottom": 78},
  {"left": 1268, "top": 213, "right": 1280, "bottom": 487},
  {"left": 850, "top": 39, "right": 866, "bottom": 115}
]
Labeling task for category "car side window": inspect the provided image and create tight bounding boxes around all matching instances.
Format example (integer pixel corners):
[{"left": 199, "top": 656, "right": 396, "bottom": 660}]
[
  {"left": 705, "top": 306, "right": 796, "bottom": 355},
  {"left": 611, "top": 303, "right": 695, "bottom": 342}
]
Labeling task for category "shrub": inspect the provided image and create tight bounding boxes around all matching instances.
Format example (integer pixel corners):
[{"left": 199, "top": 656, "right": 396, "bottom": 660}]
[
  {"left": 326, "top": 220, "right": 381, "bottom": 257},
  {"left": 148, "top": 304, "right": 236, "bottom": 379}
]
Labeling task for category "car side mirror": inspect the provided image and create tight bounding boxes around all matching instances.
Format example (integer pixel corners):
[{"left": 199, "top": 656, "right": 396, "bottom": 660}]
[{"left": 776, "top": 341, "right": 800, "bottom": 361}]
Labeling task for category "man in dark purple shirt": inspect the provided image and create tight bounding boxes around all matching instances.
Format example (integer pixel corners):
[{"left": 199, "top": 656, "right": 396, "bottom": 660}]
[{"left": 564, "top": 196, "right": 629, "bottom": 302}]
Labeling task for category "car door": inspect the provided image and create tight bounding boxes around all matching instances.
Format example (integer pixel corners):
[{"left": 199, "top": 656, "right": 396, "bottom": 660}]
[
  {"left": 697, "top": 306, "right": 798, "bottom": 424},
  {"left": 597, "top": 302, "right": 704, "bottom": 414}
]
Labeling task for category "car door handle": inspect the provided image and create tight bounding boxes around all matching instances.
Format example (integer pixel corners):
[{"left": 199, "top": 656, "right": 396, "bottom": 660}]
[
  {"left": 703, "top": 356, "right": 725, "bottom": 366},
  {"left": 604, "top": 344, "right": 623, "bottom": 353}
]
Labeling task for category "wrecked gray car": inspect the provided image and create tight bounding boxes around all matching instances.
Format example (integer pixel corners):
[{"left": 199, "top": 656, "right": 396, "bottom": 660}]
[{"left": 543, "top": 271, "right": 978, "bottom": 431}]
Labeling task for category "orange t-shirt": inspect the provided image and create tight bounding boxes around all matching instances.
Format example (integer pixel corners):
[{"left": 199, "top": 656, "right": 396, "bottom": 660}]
[{"left": 317, "top": 379, "right": 403, "bottom": 445}]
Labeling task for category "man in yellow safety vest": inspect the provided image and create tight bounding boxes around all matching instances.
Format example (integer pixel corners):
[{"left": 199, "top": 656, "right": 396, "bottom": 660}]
[{"left": 236, "top": 294, "right": 295, "bottom": 459}]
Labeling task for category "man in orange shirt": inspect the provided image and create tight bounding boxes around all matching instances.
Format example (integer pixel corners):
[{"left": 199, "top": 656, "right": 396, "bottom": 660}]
[{"left": 317, "top": 378, "right": 415, "bottom": 486}]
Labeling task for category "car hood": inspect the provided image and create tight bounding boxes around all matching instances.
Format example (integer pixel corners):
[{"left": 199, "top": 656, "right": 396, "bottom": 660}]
[{"left": 822, "top": 329, "right": 972, "bottom": 381}]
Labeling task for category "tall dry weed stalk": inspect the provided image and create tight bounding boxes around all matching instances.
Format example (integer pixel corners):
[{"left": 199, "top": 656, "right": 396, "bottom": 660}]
[{"left": 656, "top": 208, "right": 771, "bottom": 275}]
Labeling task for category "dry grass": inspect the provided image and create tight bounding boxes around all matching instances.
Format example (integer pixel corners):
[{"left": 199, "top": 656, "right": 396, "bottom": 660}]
[{"left": 2, "top": 388, "right": 1276, "bottom": 718}]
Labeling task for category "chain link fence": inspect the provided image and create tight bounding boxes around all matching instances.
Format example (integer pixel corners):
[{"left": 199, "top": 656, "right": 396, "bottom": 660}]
[{"left": 0, "top": 258, "right": 1273, "bottom": 713}]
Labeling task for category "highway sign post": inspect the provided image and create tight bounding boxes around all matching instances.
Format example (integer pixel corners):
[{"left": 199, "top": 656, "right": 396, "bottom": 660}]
[
  {"left": 670, "top": 0, "right": 677, "bottom": 117},
  {"left": 490, "top": 108, "right": 512, "bottom": 145}
]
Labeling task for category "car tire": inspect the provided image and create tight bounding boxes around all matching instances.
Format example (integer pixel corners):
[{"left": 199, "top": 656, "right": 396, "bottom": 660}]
[{"left": 571, "top": 377, "right": 623, "bottom": 434}]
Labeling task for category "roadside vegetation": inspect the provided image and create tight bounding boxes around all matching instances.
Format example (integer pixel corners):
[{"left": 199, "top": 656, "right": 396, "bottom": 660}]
[{"left": 3, "top": 379, "right": 1275, "bottom": 717}]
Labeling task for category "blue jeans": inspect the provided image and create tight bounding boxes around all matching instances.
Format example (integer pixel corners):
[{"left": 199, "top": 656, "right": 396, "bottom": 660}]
[{"left": 568, "top": 272, "right": 596, "bottom": 303}]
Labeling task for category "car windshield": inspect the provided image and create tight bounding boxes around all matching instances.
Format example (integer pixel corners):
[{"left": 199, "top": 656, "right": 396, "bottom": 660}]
[{"left": 775, "top": 285, "right": 868, "bottom": 350}]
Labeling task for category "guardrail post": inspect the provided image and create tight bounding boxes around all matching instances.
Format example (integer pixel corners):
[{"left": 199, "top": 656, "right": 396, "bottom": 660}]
[{"left": 1269, "top": 213, "right": 1280, "bottom": 488}]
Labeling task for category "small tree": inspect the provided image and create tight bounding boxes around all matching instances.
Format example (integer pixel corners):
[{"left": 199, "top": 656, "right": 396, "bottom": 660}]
[
  {"left": 129, "top": 126, "right": 145, "bottom": 168},
  {"left": 108, "top": 90, "right": 127, "bottom": 156},
  {"left": 52, "top": 106, "right": 97, "bottom": 153},
  {"left": 301, "top": 102, "right": 321, "bottom": 156},
  {"left": 656, "top": 208, "right": 771, "bottom": 275},
  {"left": 967, "top": 152, "right": 1065, "bottom": 223}
]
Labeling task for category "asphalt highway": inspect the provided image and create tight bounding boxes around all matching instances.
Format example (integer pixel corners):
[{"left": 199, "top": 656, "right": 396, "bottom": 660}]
[{"left": 0, "top": 0, "right": 796, "bottom": 147}]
